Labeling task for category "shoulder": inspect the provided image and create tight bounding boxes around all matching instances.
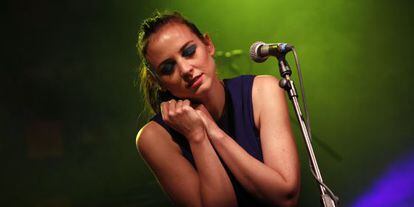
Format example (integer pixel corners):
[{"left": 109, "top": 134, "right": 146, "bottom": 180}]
[
  {"left": 252, "top": 75, "right": 284, "bottom": 101},
  {"left": 252, "top": 75, "right": 284, "bottom": 105},
  {"left": 136, "top": 121, "right": 181, "bottom": 160},
  {"left": 252, "top": 75, "right": 280, "bottom": 90},
  {"left": 252, "top": 75, "right": 286, "bottom": 126}
]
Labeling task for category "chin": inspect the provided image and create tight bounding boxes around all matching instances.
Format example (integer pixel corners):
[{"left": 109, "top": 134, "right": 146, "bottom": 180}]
[
  {"left": 192, "top": 77, "right": 214, "bottom": 98},
  {"left": 175, "top": 75, "right": 215, "bottom": 100}
]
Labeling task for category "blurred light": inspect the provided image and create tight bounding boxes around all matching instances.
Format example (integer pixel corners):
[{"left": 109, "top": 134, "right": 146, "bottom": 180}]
[{"left": 351, "top": 152, "right": 414, "bottom": 207}]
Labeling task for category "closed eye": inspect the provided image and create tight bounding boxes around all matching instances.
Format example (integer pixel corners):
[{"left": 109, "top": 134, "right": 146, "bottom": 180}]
[
  {"left": 158, "top": 43, "right": 196, "bottom": 76},
  {"left": 159, "top": 60, "right": 175, "bottom": 75},
  {"left": 182, "top": 44, "right": 196, "bottom": 57}
]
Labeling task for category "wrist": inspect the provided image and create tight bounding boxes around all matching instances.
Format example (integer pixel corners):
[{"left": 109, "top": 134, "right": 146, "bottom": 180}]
[
  {"left": 187, "top": 129, "right": 208, "bottom": 144},
  {"left": 207, "top": 127, "right": 226, "bottom": 142}
]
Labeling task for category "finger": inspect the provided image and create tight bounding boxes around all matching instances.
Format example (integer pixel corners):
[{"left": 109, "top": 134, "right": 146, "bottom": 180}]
[
  {"left": 167, "top": 99, "right": 176, "bottom": 117},
  {"left": 195, "top": 104, "right": 214, "bottom": 121},
  {"left": 182, "top": 99, "right": 191, "bottom": 107},
  {"left": 160, "top": 102, "right": 169, "bottom": 121},
  {"left": 195, "top": 103, "right": 206, "bottom": 111},
  {"left": 176, "top": 100, "right": 183, "bottom": 114},
  {"left": 195, "top": 104, "right": 208, "bottom": 116},
  {"left": 182, "top": 99, "right": 192, "bottom": 112}
]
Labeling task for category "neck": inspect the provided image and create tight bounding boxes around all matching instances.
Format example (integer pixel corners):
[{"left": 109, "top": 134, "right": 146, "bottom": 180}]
[{"left": 198, "top": 78, "right": 225, "bottom": 121}]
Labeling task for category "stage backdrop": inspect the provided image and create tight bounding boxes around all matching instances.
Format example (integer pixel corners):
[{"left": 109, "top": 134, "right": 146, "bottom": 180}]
[{"left": 3, "top": 0, "right": 414, "bottom": 206}]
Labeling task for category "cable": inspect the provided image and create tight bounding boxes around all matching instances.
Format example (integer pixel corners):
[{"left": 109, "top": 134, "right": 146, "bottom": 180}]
[
  {"left": 310, "top": 166, "right": 340, "bottom": 204},
  {"left": 292, "top": 48, "right": 312, "bottom": 141},
  {"left": 291, "top": 48, "right": 339, "bottom": 205}
]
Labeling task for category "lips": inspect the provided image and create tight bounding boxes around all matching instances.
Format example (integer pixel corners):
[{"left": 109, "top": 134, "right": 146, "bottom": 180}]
[{"left": 187, "top": 74, "right": 203, "bottom": 89}]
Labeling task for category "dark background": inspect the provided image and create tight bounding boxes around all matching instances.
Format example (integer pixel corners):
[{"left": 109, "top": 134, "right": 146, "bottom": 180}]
[{"left": 2, "top": 0, "right": 414, "bottom": 206}]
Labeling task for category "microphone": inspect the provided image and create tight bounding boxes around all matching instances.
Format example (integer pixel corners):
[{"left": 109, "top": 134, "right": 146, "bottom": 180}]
[{"left": 249, "top": 41, "right": 293, "bottom": 63}]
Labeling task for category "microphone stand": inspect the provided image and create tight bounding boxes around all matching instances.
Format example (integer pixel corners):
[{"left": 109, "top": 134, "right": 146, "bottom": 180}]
[{"left": 277, "top": 57, "right": 337, "bottom": 207}]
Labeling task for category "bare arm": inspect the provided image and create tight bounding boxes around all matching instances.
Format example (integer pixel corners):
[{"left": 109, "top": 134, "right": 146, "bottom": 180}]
[
  {"left": 136, "top": 100, "right": 237, "bottom": 207},
  {"left": 196, "top": 75, "right": 300, "bottom": 206},
  {"left": 137, "top": 122, "right": 202, "bottom": 206}
]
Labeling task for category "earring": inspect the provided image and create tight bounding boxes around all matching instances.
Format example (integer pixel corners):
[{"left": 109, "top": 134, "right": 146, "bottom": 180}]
[{"left": 159, "top": 85, "right": 167, "bottom": 92}]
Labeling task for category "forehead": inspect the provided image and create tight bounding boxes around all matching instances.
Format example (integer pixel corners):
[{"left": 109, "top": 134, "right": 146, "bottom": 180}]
[
  {"left": 146, "top": 23, "right": 200, "bottom": 65},
  {"left": 151, "top": 21, "right": 196, "bottom": 40}
]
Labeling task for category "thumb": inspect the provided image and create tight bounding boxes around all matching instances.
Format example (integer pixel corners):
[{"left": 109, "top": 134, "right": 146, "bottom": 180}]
[{"left": 195, "top": 104, "right": 214, "bottom": 120}]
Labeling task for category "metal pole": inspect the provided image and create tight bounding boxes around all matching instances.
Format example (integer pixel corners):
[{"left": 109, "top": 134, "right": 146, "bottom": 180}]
[{"left": 278, "top": 60, "right": 336, "bottom": 207}]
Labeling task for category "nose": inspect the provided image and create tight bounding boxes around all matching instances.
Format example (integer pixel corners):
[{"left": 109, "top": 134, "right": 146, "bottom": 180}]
[{"left": 177, "top": 58, "right": 193, "bottom": 78}]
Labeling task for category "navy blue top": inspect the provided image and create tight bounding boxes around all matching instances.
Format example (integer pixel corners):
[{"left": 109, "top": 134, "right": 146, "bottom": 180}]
[{"left": 151, "top": 75, "right": 268, "bottom": 206}]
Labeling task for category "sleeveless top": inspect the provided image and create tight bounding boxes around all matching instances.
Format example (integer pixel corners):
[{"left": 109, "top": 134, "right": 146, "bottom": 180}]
[{"left": 151, "top": 75, "right": 267, "bottom": 206}]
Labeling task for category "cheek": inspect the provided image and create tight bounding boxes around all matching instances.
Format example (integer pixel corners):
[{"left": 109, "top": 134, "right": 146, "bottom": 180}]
[
  {"left": 161, "top": 75, "right": 184, "bottom": 91},
  {"left": 196, "top": 46, "right": 214, "bottom": 66},
  {"left": 205, "top": 56, "right": 216, "bottom": 73}
]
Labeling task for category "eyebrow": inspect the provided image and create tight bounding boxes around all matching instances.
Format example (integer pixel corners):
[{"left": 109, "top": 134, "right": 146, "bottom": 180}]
[{"left": 156, "top": 40, "right": 193, "bottom": 70}]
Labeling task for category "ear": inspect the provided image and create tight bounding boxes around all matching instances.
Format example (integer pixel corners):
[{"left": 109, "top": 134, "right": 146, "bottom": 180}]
[{"left": 203, "top": 33, "right": 215, "bottom": 56}]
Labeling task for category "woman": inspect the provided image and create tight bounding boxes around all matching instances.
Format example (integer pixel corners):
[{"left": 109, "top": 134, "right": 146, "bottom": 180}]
[{"left": 136, "top": 11, "right": 300, "bottom": 207}]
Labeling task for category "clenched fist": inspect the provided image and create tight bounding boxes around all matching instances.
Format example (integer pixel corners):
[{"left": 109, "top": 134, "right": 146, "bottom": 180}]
[{"left": 161, "top": 99, "right": 206, "bottom": 143}]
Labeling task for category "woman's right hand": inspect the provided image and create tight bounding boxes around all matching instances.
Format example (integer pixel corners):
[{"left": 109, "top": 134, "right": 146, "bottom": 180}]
[{"left": 160, "top": 99, "right": 206, "bottom": 143}]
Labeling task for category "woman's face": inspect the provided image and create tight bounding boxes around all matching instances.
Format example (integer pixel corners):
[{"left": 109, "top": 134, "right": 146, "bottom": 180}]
[{"left": 146, "top": 22, "right": 216, "bottom": 100}]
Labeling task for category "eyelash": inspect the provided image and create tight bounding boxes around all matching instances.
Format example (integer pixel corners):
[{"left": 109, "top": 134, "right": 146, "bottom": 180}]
[{"left": 160, "top": 44, "right": 197, "bottom": 75}]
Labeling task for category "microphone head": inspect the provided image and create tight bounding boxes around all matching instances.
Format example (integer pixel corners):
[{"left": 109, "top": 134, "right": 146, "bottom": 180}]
[{"left": 249, "top": 41, "right": 268, "bottom": 63}]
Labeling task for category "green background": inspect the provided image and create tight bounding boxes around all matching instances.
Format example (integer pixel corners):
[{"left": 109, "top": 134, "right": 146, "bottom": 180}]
[{"left": 3, "top": 0, "right": 414, "bottom": 206}]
